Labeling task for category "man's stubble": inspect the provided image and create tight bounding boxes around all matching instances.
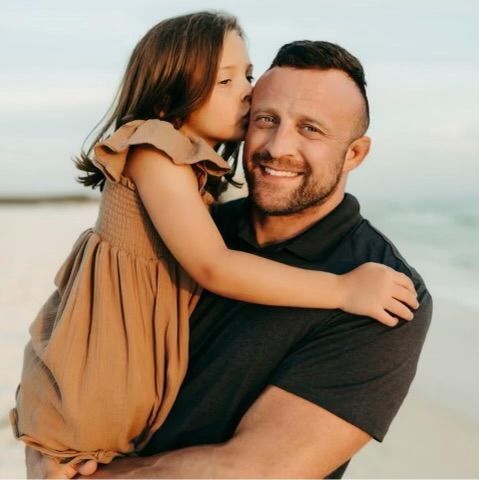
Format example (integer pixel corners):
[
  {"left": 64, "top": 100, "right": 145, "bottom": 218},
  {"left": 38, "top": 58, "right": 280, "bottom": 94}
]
[{"left": 244, "top": 150, "right": 346, "bottom": 217}]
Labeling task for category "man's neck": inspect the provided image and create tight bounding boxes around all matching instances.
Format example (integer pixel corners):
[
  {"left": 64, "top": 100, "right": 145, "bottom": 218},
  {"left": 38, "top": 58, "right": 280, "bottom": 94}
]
[{"left": 251, "top": 191, "right": 345, "bottom": 247}]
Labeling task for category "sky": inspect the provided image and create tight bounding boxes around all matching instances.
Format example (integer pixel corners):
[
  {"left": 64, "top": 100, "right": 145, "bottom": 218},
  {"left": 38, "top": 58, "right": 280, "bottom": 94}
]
[{"left": 0, "top": 0, "right": 478, "bottom": 199}]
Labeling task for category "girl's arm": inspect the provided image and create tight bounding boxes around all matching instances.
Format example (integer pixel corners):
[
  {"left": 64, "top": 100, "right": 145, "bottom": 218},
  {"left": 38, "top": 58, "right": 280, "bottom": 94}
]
[{"left": 124, "top": 146, "right": 418, "bottom": 327}]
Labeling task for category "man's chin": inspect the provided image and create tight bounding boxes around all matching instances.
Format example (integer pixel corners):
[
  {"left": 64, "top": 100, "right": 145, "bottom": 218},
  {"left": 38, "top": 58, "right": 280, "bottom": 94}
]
[
  {"left": 246, "top": 175, "right": 304, "bottom": 215},
  {"left": 250, "top": 192, "right": 297, "bottom": 217},
  {"left": 250, "top": 187, "right": 336, "bottom": 217}
]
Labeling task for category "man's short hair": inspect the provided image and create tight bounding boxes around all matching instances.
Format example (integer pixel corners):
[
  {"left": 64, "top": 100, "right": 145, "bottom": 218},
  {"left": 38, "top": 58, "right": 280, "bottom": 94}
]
[{"left": 270, "top": 40, "right": 370, "bottom": 135}]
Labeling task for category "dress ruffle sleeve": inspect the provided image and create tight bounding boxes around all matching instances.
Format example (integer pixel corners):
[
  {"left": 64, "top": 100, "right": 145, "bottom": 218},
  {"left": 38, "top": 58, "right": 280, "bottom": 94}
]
[{"left": 93, "top": 119, "right": 231, "bottom": 188}]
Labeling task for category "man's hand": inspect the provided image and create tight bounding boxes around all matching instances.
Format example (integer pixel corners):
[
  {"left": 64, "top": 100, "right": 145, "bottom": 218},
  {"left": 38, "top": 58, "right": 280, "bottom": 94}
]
[{"left": 25, "top": 447, "right": 98, "bottom": 479}]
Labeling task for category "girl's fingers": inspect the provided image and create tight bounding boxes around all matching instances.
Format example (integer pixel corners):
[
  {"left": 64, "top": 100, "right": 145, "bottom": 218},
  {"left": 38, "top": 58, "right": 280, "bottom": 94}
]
[
  {"left": 395, "top": 272, "right": 416, "bottom": 294},
  {"left": 393, "top": 285, "right": 420, "bottom": 309},
  {"left": 373, "top": 309, "right": 399, "bottom": 327},
  {"left": 386, "top": 299, "right": 414, "bottom": 321}
]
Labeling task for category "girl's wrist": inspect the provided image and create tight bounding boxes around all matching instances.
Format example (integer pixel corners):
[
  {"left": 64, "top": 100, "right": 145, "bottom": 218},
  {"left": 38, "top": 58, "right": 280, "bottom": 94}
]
[{"left": 331, "top": 273, "right": 347, "bottom": 310}]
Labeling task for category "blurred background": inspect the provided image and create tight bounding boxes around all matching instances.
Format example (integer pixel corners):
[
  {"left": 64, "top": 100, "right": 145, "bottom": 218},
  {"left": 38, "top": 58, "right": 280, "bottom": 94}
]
[{"left": 1, "top": 0, "right": 478, "bottom": 477}]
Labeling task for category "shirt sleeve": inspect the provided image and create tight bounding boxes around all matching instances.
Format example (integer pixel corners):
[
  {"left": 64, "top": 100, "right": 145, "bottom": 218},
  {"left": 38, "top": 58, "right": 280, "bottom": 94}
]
[{"left": 269, "top": 291, "right": 432, "bottom": 441}]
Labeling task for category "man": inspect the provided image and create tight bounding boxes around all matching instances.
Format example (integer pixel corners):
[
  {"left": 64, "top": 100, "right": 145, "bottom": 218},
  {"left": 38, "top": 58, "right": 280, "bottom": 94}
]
[{"left": 29, "top": 40, "right": 432, "bottom": 479}]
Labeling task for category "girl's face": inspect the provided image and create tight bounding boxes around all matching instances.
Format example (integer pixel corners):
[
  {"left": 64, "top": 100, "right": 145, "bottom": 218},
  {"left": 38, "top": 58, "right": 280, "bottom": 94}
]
[{"left": 182, "top": 30, "right": 253, "bottom": 146}]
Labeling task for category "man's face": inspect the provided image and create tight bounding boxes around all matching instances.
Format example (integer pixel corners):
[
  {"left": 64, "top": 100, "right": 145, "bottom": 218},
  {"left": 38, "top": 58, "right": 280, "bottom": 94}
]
[{"left": 243, "top": 67, "right": 366, "bottom": 216}]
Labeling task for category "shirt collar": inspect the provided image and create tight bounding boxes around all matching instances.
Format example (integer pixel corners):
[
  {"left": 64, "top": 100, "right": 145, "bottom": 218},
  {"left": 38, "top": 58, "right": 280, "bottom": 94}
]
[{"left": 236, "top": 193, "right": 363, "bottom": 262}]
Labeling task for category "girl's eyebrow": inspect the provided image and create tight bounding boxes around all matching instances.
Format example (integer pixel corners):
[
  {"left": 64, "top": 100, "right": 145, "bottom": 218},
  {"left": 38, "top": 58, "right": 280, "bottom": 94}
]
[{"left": 220, "top": 63, "right": 253, "bottom": 70}]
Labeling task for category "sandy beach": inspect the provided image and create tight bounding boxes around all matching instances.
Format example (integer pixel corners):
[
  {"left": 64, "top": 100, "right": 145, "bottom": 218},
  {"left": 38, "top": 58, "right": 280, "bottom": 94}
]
[{"left": 0, "top": 202, "right": 478, "bottom": 479}]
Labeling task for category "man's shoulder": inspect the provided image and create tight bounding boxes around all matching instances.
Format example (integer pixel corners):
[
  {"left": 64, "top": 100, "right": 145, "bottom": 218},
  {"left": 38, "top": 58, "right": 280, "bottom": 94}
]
[{"left": 353, "top": 217, "right": 428, "bottom": 293}]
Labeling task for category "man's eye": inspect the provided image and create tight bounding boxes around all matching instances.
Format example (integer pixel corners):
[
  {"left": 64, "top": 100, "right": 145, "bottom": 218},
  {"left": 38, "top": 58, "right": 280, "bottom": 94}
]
[
  {"left": 255, "top": 116, "right": 275, "bottom": 127},
  {"left": 219, "top": 79, "right": 232, "bottom": 85},
  {"left": 302, "top": 125, "right": 321, "bottom": 134}
]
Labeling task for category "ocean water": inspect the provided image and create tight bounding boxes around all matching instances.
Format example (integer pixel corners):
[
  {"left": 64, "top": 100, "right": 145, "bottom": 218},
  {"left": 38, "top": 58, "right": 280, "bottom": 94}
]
[{"left": 358, "top": 195, "right": 479, "bottom": 309}]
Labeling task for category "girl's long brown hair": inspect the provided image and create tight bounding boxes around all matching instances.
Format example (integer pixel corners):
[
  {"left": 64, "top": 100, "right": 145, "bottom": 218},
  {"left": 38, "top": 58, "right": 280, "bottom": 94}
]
[{"left": 75, "top": 11, "right": 243, "bottom": 198}]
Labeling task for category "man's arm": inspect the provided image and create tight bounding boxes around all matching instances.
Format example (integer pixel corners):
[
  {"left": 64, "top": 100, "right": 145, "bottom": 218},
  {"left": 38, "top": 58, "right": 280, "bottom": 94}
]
[
  {"left": 216, "top": 384, "right": 370, "bottom": 479},
  {"left": 29, "top": 385, "right": 370, "bottom": 478}
]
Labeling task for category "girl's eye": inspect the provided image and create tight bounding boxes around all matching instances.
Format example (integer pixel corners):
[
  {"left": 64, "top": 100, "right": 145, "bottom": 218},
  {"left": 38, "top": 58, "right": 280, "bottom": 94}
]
[
  {"left": 246, "top": 75, "right": 255, "bottom": 83},
  {"left": 219, "top": 79, "right": 232, "bottom": 85}
]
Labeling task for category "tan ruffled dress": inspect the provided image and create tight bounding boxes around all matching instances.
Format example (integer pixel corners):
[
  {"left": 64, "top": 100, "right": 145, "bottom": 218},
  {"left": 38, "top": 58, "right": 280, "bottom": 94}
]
[{"left": 9, "top": 119, "right": 231, "bottom": 465}]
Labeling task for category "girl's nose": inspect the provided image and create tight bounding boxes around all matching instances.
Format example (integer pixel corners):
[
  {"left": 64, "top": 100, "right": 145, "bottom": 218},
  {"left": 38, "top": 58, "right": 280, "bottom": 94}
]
[{"left": 242, "top": 80, "right": 253, "bottom": 103}]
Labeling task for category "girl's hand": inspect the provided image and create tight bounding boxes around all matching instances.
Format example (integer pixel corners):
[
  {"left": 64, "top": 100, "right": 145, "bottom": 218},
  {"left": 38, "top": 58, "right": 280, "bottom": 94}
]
[
  {"left": 338, "top": 262, "right": 419, "bottom": 327},
  {"left": 25, "top": 447, "right": 98, "bottom": 479}
]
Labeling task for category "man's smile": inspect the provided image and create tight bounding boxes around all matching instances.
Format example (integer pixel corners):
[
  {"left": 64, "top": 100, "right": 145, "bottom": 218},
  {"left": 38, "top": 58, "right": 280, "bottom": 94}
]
[
  {"left": 257, "top": 163, "right": 304, "bottom": 180},
  {"left": 262, "top": 166, "right": 300, "bottom": 177}
]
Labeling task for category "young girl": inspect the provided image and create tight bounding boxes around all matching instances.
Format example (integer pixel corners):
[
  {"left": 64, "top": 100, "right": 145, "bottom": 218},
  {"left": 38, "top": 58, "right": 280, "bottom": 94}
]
[{"left": 11, "top": 10, "right": 418, "bottom": 477}]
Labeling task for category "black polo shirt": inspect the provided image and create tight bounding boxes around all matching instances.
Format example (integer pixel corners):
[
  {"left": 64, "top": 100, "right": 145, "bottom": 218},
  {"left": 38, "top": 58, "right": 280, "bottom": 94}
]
[{"left": 142, "top": 193, "right": 432, "bottom": 479}]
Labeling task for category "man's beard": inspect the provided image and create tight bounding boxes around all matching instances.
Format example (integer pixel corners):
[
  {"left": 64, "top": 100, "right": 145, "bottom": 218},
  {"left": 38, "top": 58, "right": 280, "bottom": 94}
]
[{"left": 244, "top": 151, "right": 345, "bottom": 216}]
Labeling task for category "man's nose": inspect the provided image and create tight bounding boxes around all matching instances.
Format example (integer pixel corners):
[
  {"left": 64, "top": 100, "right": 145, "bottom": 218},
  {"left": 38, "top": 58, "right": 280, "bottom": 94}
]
[{"left": 264, "top": 123, "right": 296, "bottom": 159}]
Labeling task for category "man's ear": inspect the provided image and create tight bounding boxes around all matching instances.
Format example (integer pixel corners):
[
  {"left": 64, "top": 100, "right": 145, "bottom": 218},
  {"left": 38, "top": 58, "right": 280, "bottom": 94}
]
[{"left": 343, "top": 136, "right": 371, "bottom": 173}]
